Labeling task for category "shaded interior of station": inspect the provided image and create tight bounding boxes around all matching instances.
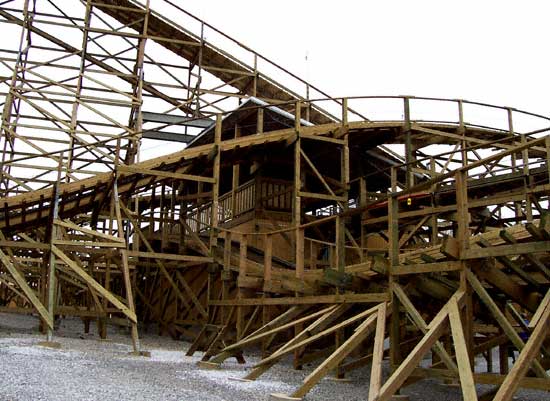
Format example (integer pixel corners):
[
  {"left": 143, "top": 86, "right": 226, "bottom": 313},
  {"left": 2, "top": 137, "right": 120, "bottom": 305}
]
[{"left": 1, "top": 1, "right": 550, "bottom": 400}]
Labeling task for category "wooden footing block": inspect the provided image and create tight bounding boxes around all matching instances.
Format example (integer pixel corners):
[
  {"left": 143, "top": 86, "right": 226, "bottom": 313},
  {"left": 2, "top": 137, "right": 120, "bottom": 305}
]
[
  {"left": 197, "top": 361, "right": 221, "bottom": 370},
  {"left": 37, "top": 341, "right": 61, "bottom": 349},
  {"left": 128, "top": 350, "right": 151, "bottom": 357},
  {"left": 228, "top": 377, "right": 253, "bottom": 382},
  {"left": 269, "top": 393, "right": 302, "bottom": 401},
  {"left": 325, "top": 376, "right": 352, "bottom": 383}
]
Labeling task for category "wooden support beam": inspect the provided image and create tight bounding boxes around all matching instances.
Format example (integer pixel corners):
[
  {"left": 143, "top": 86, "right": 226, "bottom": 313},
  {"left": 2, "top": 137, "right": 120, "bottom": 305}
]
[
  {"left": 291, "top": 309, "right": 379, "bottom": 399},
  {"left": 51, "top": 245, "right": 136, "bottom": 322},
  {"left": 368, "top": 302, "right": 388, "bottom": 401},
  {"left": 211, "top": 306, "right": 331, "bottom": 362},
  {"left": 463, "top": 241, "right": 550, "bottom": 259},
  {"left": 245, "top": 304, "right": 349, "bottom": 380},
  {"left": 118, "top": 165, "right": 215, "bottom": 183},
  {"left": 448, "top": 297, "right": 478, "bottom": 401},
  {"left": 0, "top": 247, "right": 53, "bottom": 329},
  {"left": 120, "top": 202, "right": 207, "bottom": 318},
  {"left": 208, "top": 293, "right": 389, "bottom": 306},
  {"left": 392, "top": 261, "right": 462, "bottom": 275},
  {"left": 377, "top": 304, "right": 450, "bottom": 401},
  {"left": 254, "top": 305, "right": 380, "bottom": 370},
  {"left": 493, "top": 292, "right": 550, "bottom": 401},
  {"left": 392, "top": 283, "right": 457, "bottom": 372},
  {"left": 466, "top": 269, "right": 547, "bottom": 378}
]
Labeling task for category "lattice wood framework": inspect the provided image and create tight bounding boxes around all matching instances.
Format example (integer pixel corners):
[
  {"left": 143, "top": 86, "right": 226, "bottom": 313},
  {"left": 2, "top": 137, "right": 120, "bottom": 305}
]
[{"left": 1, "top": 1, "right": 550, "bottom": 401}]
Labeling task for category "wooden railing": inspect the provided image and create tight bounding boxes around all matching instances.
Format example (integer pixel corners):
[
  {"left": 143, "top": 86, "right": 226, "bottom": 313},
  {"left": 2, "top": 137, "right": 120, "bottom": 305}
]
[
  {"left": 185, "top": 179, "right": 255, "bottom": 232},
  {"left": 185, "top": 178, "right": 293, "bottom": 233}
]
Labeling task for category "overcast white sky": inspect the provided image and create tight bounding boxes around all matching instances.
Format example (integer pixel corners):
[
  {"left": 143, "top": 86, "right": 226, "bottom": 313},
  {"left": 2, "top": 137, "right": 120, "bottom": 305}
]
[{"left": 181, "top": 0, "right": 550, "bottom": 116}]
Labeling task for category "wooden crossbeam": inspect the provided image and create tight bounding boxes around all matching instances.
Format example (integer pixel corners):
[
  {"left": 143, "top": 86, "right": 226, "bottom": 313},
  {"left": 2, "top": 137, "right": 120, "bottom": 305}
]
[
  {"left": 53, "top": 219, "right": 124, "bottom": 243},
  {"left": 208, "top": 293, "right": 389, "bottom": 306}
]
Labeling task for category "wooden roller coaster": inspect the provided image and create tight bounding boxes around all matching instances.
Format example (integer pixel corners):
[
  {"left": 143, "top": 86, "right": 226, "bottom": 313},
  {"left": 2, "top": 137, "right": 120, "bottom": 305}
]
[{"left": 1, "top": 1, "right": 550, "bottom": 400}]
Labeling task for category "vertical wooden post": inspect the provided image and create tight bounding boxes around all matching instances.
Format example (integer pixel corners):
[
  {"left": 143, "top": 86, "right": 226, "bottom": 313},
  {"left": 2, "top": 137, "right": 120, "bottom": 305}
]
[
  {"left": 430, "top": 157, "right": 439, "bottom": 244},
  {"left": 222, "top": 231, "right": 232, "bottom": 302},
  {"left": 456, "top": 170, "right": 474, "bottom": 364},
  {"left": 458, "top": 100, "right": 467, "bottom": 167},
  {"left": 293, "top": 101, "right": 303, "bottom": 369},
  {"left": 66, "top": 0, "right": 92, "bottom": 183},
  {"left": 359, "top": 177, "right": 367, "bottom": 261},
  {"left": 46, "top": 155, "right": 63, "bottom": 342},
  {"left": 263, "top": 234, "right": 272, "bottom": 283},
  {"left": 389, "top": 167, "right": 401, "bottom": 374},
  {"left": 113, "top": 179, "right": 140, "bottom": 352},
  {"left": 211, "top": 114, "right": 222, "bottom": 249},
  {"left": 499, "top": 341, "right": 509, "bottom": 374},
  {"left": 231, "top": 124, "right": 241, "bottom": 218},
  {"left": 262, "top": 233, "right": 273, "bottom": 356},
  {"left": 236, "top": 233, "right": 247, "bottom": 340},
  {"left": 206, "top": 114, "right": 222, "bottom": 325},
  {"left": 403, "top": 97, "right": 414, "bottom": 188},
  {"left": 257, "top": 107, "right": 264, "bottom": 134},
  {"left": 521, "top": 134, "right": 533, "bottom": 222}
]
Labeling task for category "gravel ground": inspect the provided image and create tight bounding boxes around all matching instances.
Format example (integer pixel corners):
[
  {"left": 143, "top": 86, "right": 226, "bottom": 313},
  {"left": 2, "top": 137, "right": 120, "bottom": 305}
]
[{"left": 0, "top": 313, "right": 547, "bottom": 401}]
